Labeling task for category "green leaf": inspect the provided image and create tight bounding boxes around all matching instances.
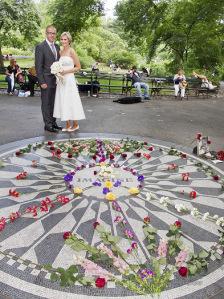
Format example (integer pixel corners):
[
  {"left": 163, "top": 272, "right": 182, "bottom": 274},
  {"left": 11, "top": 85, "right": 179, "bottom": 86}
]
[
  {"left": 67, "top": 265, "right": 78, "bottom": 274},
  {"left": 44, "top": 264, "right": 52, "bottom": 271},
  {"left": 198, "top": 250, "right": 209, "bottom": 259},
  {"left": 214, "top": 252, "right": 222, "bottom": 260},
  {"left": 50, "top": 272, "right": 59, "bottom": 281},
  {"left": 188, "top": 265, "right": 197, "bottom": 275}
]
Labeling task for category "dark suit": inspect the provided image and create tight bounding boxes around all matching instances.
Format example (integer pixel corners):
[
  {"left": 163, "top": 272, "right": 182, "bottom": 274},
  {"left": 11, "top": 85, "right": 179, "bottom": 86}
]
[{"left": 35, "top": 40, "right": 60, "bottom": 127}]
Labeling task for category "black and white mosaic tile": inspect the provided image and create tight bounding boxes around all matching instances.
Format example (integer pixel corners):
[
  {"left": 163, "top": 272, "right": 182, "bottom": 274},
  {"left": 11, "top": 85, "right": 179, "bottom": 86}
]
[{"left": 0, "top": 135, "right": 223, "bottom": 299}]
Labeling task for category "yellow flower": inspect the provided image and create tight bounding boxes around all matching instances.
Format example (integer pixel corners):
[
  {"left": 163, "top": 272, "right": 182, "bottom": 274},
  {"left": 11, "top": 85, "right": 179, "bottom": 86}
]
[
  {"left": 106, "top": 192, "right": 116, "bottom": 201},
  {"left": 128, "top": 187, "right": 140, "bottom": 195},
  {"left": 73, "top": 187, "right": 83, "bottom": 195},
  {"left": 100, "top": 162, "right": 106, "bottom": 167},
  {"left": 105, "top": 181, "right": 113, "bottom": 189}
]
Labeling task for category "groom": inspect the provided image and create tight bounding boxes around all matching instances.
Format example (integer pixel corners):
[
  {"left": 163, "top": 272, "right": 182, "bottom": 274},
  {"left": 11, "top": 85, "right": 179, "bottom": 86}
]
[{"left": 35, "top": 25, "right": 62, "bottom": 133}]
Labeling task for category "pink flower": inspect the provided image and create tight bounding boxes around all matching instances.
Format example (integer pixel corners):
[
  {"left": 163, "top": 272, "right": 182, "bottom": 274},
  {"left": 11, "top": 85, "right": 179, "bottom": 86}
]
[
  {"left": 114, "top": 216, "right": 122, "bottom": 223},
  {"left": 144, "top": 216, "right": 150, "bottom": 224},
  {"left": 175, "top": 250, "right": 188, "bottom": 267},
  {"left": 131, "top": 242, "right": 138, "bottom": 249},
  {"left": 74, "top": 255, "right": 113, "bottom": 280},
  {"left": 97, "top": 244, "right": 129, "bottom": 274},
  {"left": 124, "top": 229, "right": 134, "bottom": 239},
  {"left": 157, "top": 239, "right": 168, "bottom": 257},
  {"left": 0, "top": 217, "right": 6, "bottom": 231}
]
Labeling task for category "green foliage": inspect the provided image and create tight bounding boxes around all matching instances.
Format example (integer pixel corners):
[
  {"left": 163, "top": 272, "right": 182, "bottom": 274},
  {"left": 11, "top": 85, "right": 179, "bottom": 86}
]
[
  {"left": 49, "top": 0, "right": 103, "bottom": 37},
  {"left": 116, "top": 0, "right": 224, "bottom": 72},
  {"left": 0, "top": 0, "right": 41, "bottom": 67}
]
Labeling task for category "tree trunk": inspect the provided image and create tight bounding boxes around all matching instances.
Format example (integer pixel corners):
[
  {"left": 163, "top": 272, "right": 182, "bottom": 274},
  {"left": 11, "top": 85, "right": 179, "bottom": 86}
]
[{"left": 0, "top": 46, "right": 4, "bottom": 70}]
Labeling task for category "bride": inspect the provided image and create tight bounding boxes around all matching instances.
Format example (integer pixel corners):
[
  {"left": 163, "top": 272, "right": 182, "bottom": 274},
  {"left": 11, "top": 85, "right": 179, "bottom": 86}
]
[{"left": 53, "top": 32, "right": 85, "bottom": 132}]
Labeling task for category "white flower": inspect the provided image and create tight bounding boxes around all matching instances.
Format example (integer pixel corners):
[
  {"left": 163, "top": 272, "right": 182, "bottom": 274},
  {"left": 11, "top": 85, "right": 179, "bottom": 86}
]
[
  {"left": 216, "top": 217, "right": 224, "bottom": 227},
  {"left": 213, "top": 215, "right": 219, "bottom": 220},
  {"left": 146, "top": 192, "right": 155, "bottom": 200},
  {"left": 191, "top": 208, "right": 199, "bottom": 217},
  {"left": 50, "top": 61, "right": 64, "bottom": 74},
  {"left": 159, "top": 196, "right": 169, "bottom": 207},
  {"left": 175, "top": 204, "right": 188, "bottom": 212},
  {"left": 202, "top": 212, "right": 209, "bottom": 221}
]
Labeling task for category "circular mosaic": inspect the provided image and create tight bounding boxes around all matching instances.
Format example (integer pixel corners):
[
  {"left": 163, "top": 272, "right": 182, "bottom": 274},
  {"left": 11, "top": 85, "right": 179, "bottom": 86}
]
[{"left": 0, "top": 136, "right": 223, "bottom": 299}]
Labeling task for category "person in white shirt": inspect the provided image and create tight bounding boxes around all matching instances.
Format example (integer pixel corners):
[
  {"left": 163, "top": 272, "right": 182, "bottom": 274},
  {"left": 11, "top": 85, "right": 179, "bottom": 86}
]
[{"left": 173, "top": 69, "right": 187, "bottom": 100}]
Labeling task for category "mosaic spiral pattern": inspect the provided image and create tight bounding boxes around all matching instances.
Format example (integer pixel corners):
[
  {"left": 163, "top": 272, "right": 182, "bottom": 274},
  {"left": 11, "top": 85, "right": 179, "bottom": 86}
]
[{"left": 0, "top": 137, "right": 223, "bottom": 299}]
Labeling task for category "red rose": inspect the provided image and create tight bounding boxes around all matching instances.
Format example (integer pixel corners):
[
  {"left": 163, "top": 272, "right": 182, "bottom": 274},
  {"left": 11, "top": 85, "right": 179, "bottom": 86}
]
[
  {"left": 144, "top": 142, "right": 148, "bottom": 145},
  {"left": 196, "top": 133, "right": 202, "bottom": 140},
  {"left": 121, "top": 153, "right": 127, "bottom": 159},
  {"left": 15, "top": 151, "right": 21, "bottom": 156},
  {"left": 67, "top": 153, "right": 73, "bottom": 158},
  {"left": 48, "top": 141, "right": 53, "bottom": 145},
  {"left": 144, "top": 216, "right": 150, "bottom": 224},
  {"left": 189, "top": 191, "right": 197, "bottom": 199},
  {"left": 213, "top": 175, "right": 219, "bottom": 181},
  {"left": 56, "top": 149, "right": 61, "bottom": 155},
  {"left": 207, "top": 140, "right": 211, "bottom": 145},
  {"left": 109, "top": 154, "right": 115, "bottom": 160},
  {"left": 50, "top": 146, "right": 55, "bottom": 151},
  {"left": 135, "top": 152, "right": 141, "bottom": 158},
  {"left": 148, "top": 146, "right": 154, "bottom": 151},
  {"left": 181, "top": 153, "right": 187, "bottom": 159},
  {"left": 95, "top": 277, "right": 106, "bottom": 288},
  {"left": 174, "top": 220, "right": 182, "bottom": 228},
  {"left": 93, "top": 221, "right": 100, "bottom": 229},
  {"left": 63, "top": 231, "right": 72, "bottom": 240},
  {"left": 92, "top": 155, "right": 97, "bottom": 160},
  {"left": 178, "top": 267, "right": 188, "bottom": 277}
]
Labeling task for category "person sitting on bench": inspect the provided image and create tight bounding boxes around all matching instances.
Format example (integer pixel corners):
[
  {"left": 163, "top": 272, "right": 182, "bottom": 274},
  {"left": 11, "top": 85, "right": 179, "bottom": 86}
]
[
  {"left": 129, "top": 66, "right": 151, "bottom": 100},
  {"left": 173, "top": 69, "right": 187, "bottom": 100},
  {"left": 192, "top": 71, "right": 217, "bottom": 90}
]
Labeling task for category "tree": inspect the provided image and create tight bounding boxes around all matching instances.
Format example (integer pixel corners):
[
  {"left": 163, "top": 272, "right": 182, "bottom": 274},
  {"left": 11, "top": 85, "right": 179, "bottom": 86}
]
[
  {"left": 0, "top": 0, "right": 41, "bottom": 68},
  {"left": 116, "top": 0, "right": 224, "bottom": 71},
  {"left": 49, "top": 0, "right": 104, "bottom": 37}
]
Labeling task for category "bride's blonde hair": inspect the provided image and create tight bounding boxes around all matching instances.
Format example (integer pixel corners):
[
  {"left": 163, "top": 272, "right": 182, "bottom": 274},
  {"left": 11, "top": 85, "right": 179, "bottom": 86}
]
[{"left": 61, "top": 32, "right": 72, "bottom": 44}]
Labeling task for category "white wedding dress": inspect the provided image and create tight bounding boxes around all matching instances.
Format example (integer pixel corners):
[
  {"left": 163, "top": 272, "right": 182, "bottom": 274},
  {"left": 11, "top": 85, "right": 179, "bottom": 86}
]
[{"left": 53, "top": 56, "right": 86, "bottom": 121}]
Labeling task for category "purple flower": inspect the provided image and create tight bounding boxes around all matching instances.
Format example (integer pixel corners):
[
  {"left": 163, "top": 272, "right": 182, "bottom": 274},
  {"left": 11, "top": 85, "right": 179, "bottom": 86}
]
[
  {"left": 64, "top": 173, "right": 73, "bottom": 182},
  {"left": 124, "top": 229, "right": 134, "bottom": 239},
  {"left": 114, "top": 180, "right": 121, "bottom": 187},
  {"left": 93, "top": 181, "right": 102, "bottom": 187},
  {"left": 127, "top": 248, "right": 132, "bottom": 254},
  {"left": 137, "top": 175, "right": 144, "bottom": 182},
  {"left": 103, "top": 187, "right": 110, "bottom": 194},
  {"left": 139, "top": 269, "right": 153, "bottom": 280}
]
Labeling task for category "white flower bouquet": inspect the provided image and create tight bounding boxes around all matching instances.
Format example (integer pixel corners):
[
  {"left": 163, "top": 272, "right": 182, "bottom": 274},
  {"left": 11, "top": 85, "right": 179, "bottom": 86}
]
[{"left": 50, "top": 61, "right": 64, "bottom": 84}]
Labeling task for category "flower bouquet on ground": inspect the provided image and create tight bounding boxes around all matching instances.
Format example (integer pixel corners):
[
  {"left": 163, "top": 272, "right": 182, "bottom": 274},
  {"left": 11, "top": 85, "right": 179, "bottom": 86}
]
[
  {"left": 45, "top": 202, "right": 222, "bottom": 295},
  {"left": 50, "top": 61, "right": 64, "bottom": 84}
]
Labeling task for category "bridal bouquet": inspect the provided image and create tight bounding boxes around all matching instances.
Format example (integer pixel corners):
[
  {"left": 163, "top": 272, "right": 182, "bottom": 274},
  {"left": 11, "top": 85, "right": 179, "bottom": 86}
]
[{"left": 50, "top": 61, "right": 64, "bottom": 84}]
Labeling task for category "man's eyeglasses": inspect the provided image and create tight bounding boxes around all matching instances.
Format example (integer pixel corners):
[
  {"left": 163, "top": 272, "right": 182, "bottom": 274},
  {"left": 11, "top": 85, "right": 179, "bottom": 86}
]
[{"left": 47, "top": 32, "right": 56, "bottom": 35}]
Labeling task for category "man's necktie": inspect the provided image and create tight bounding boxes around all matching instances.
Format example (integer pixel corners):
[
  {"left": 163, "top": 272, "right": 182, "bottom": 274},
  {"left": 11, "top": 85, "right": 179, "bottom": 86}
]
[{"left": 51, "top": 43, "right": 57, "bottom": 60}]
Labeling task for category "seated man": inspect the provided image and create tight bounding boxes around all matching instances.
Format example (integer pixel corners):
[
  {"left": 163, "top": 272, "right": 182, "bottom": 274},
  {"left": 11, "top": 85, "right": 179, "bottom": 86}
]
[{"left": 129, "top": 66, "right": 151, "bottom": 100}]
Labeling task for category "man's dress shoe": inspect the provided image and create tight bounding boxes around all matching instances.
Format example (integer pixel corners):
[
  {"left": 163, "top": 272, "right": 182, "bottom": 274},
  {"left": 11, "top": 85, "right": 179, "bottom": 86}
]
[
  {"left": 44, "top": 126, "right": 59, "bottom": 133},
  {"left": 53, "top": 123, "right": 62, "bottom": 130}
]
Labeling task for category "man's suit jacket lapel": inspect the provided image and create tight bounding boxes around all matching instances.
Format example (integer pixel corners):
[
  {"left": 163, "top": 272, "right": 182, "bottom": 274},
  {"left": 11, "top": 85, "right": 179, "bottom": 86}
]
[{"left": 44, "top": 40, "right": 56, "bottom": 60}]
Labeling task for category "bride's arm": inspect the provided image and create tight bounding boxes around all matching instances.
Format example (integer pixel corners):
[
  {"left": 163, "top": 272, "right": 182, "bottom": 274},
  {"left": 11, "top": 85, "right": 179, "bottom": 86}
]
[{"left": 62, "top": 49, "right": 81, "bottom": 74}]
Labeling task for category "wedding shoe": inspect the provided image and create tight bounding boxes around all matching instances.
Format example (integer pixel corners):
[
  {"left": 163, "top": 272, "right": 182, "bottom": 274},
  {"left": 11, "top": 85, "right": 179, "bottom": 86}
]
[
  {"left": 62, "top": 127, "right": 71, "bottom": 132},
  {"left": 68, "top": 125, "right": 79, "bottom": 132}
]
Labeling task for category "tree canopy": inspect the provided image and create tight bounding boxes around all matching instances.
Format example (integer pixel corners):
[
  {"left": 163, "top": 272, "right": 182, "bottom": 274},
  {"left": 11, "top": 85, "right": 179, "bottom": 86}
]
[
  {"left": 49, "top": 0, "right": 104, "bottom": 37},
  {"left": 116, "top": 0, "right": 224, "bottom": 71},
  {"left": 0, "top": 0, "right": 41, "bottom": 68}
]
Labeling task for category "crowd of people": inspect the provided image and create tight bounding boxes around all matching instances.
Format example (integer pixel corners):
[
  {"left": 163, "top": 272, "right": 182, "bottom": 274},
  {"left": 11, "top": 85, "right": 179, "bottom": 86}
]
[{"left": 4, "top": 59, "right": 38, "bottom": 96}]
